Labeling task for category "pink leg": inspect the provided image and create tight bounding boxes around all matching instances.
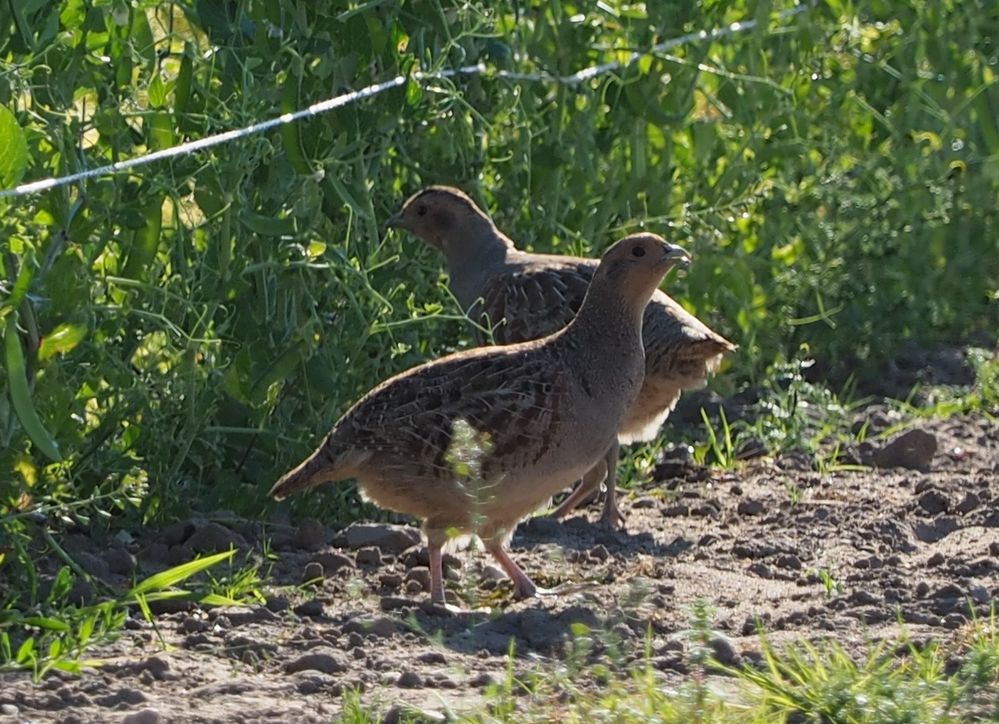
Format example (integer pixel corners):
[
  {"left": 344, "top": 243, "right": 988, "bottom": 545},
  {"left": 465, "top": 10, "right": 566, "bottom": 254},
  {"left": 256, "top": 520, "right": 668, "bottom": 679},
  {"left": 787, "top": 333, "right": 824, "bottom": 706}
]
[
  {"left": 486, "top": 540, "right": 537, "bottom": 599},
  {"left": 426, "top": 533, "right": 446, "bottom": 604},
  {"left": 549, "top": 456, "right": 608, "bottom": 519},
  {"left": 598, "top": 442, "right": 625, "bottom": 529}
]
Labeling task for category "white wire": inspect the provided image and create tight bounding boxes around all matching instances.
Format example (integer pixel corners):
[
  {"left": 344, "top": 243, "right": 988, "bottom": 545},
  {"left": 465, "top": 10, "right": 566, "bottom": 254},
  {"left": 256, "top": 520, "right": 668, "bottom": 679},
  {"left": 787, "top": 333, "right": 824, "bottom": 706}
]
[{"left": 0, "top": 5, "right": 808, "bottom": 199}]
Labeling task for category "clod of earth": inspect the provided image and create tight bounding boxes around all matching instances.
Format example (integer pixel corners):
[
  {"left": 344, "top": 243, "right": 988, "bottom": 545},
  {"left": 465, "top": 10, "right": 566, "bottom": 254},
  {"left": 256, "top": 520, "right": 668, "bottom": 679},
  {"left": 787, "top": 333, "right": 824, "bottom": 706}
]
[{"left": 871, "top": 427, "right": 939, "bottom": 471}]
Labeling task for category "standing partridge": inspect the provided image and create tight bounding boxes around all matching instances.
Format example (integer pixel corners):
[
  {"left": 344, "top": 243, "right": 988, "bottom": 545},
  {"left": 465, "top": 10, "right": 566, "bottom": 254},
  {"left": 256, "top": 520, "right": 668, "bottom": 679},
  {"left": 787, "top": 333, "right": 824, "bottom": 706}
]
[
  {"left": 387, "top": 186, "right": 736, "bottom": 527},
  {"left": 270, "top": 234, "right": 690, "bottom": 603}
]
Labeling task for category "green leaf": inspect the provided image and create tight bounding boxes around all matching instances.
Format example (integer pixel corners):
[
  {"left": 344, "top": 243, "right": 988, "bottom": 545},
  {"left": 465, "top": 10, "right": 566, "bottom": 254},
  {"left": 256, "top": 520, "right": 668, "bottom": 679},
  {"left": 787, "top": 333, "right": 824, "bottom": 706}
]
[
  {"left": 38, "top": 323, "right": 87, "bottom": 361},
  {"left": 405, "top": 76, "right": 423, "bottom": 106},
  {"left": 280, "top": 80, "right": 312, "bottom": 175},
  {"left": 147, "top": 74, "right": 172, "bottom": 109},
  {"left": 130, "top": 4, "right": 156, "bottom": 67},
  {"left": 199, "top": 593, "right": 244, "bottom": 606},
  {"left": 21, "top": 616, "right": 71, "bottom": 632},
  {"left": 128, "top": 550, "right": 235, "bottom": 597},
  {"left": 0, "top": 106, "right": 29, "bottom": 190},
  {"left": 16, "top": 637, "right": 35, "bottom": 664}
]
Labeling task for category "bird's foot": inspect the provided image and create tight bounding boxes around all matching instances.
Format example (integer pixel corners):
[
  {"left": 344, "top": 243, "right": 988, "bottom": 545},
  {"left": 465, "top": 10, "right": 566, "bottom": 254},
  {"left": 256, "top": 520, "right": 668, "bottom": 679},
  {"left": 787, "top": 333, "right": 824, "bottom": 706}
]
[
  {"left": 422, "top": 599, "right": 477, "bottom": 616},
  {"left": 512, "top": 578, "right": 538, "bottom": 600},
  {"left": 512, "top": 581, "right": 559, "bottom": 600},
  {"left": 599, "top": 501, "right": 626, "bottom": 530}
]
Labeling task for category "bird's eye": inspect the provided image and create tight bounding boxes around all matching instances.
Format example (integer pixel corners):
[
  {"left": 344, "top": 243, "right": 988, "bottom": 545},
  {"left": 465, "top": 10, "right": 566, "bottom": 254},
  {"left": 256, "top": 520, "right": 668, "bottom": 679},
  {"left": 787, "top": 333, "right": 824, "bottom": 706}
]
[
  {"left": 417, "top": 205, "right": 428, "bottom": 217},
  {"left": 631, "top": 245, "right": 646, "bottom": 258}
]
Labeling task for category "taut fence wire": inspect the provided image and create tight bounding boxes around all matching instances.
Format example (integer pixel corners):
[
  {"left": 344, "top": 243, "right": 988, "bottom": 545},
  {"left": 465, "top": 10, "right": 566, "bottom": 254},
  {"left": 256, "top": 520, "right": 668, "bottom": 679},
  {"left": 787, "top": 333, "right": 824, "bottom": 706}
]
[{"left": 0, "top": 5, "right": 809, "bottom": 200}]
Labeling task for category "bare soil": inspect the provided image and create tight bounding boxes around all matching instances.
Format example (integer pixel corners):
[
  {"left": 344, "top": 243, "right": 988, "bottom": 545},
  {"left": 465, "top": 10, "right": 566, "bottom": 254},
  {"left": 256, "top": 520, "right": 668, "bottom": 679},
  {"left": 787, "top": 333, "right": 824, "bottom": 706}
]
[{"left": 2, "top": 409, "right": 998, "bottom": 723}]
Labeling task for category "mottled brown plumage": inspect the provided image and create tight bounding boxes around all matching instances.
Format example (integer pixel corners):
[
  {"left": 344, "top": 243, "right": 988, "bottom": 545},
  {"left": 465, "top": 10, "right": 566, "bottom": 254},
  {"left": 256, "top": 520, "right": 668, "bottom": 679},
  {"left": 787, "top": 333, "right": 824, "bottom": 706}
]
[
  {"left": 387, "top": 186, "right": 736, "bottom": 527},
  {"left": 270, "top": 234, "right": 689, "bottom": 604}
]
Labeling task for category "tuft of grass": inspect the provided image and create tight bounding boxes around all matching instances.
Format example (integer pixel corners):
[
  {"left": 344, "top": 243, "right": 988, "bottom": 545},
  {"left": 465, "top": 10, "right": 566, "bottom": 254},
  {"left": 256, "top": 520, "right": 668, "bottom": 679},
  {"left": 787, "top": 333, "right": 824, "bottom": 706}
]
[
  {"left": 695, "top": 407, "right": 738, "bottom": 469},
  {"left": 0, "top": 549, "right": 262, "bottom": 681},
  {"left": 725, "top": 609, "right": 999, "bottom": 723},
  {"left": 418, "top": 604, "right": 999, "bottom": 723},
  {"left": 896, "top": 348, "right": 999, "bottom": 421}
]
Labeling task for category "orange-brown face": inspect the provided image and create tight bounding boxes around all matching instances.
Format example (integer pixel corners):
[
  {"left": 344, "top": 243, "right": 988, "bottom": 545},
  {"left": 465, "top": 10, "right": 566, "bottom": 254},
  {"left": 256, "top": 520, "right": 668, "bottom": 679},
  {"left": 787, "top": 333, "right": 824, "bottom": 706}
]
[
  {"left": 595, "top": 233, "right": 690, "bottom": 306},
  {"left": 385, "top": 186, "right": 485, "bottom": 250}
]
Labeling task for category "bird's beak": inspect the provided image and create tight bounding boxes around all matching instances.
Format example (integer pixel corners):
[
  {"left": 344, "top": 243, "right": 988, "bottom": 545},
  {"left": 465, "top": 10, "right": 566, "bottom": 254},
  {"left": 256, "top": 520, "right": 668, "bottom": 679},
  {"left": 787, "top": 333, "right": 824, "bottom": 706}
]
[
  {"left": 662, "top": 243, "right": 692, "bottom": 268},
  {"left": 385, "top": 212, "right": 405, "bottom": 230}
]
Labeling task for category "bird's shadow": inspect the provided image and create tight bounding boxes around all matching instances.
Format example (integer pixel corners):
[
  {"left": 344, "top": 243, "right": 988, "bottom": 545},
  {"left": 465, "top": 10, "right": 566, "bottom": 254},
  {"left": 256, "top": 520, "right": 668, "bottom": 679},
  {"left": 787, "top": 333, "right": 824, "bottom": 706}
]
[
  {"left": 403, "top": 601, "right": 605, "bottom": 658},
  {"left": 386, "top": 515, "right": 690, "bottom": 660},
  {"left": 512, "top": 513, "right": 693, "bottom": 560}
]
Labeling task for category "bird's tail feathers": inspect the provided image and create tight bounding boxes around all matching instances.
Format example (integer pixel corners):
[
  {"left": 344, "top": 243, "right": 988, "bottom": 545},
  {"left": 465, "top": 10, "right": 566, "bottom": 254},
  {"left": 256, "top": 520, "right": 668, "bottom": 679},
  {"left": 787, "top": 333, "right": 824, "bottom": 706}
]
[
  {"left": 684, "top": 337, "right": 737, "bottom": 370},
  {"left": 269, "top": 443, "right": 343, "bottom": 500}
]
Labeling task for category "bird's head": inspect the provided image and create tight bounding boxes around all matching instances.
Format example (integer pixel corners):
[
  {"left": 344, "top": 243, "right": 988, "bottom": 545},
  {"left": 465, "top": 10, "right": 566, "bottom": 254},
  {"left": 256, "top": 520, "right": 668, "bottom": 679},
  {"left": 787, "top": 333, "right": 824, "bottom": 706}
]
[
  {"left": 385, "top": 186, "right": 496, "bottom": 252},
  {"left": 591, "top": 233, "right": 690, "bottom": 313}
]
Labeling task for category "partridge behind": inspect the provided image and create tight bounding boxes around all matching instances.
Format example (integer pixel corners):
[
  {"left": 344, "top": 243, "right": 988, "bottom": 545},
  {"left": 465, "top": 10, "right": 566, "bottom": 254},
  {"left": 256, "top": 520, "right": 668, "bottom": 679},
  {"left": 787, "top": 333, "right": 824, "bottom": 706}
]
[
  {"left": 270, "top": 234, "right": 689, "bottom": 604},
  {"left": 387, "top": 186, "right": 736, "bottom": 526}
]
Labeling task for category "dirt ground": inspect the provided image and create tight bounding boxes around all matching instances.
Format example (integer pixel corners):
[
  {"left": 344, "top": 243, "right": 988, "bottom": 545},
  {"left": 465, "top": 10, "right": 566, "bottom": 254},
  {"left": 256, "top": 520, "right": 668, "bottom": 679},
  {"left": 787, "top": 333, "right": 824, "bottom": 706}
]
[{"left": 2, "top": 404, "right": 998, "bottom": 722}]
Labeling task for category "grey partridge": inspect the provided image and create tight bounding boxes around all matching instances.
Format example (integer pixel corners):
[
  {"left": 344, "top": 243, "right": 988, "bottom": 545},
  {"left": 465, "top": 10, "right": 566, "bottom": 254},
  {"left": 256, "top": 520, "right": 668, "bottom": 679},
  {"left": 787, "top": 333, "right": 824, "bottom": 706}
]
[
  {"left": 270, "top": 234, "right": 690, "bottom": 604},
  {"left": 387, "top": 186, "right": 736, "bottom": 527}
]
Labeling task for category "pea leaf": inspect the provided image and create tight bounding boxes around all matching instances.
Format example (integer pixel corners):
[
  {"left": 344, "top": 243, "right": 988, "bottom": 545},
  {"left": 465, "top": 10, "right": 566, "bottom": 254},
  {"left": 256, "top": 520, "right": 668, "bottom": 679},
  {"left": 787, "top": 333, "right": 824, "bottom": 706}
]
[
  {"left": 0, "top": 106, "right": 29, "bottom": 190},
  {"left": 38, "top": 323, "right": 88, "bottom": 361}
]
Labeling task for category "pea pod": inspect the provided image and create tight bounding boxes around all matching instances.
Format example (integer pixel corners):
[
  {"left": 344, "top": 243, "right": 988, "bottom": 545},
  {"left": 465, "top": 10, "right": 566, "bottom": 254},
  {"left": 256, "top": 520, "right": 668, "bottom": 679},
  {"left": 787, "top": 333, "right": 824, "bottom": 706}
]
[
  {"left": 121, "top": 195, "right": 163, "bottom": 281},
  {"left": 237, "top": 208, "right": 297, "bottom": 237},
  {"left": 148, "top": 111, "right": 174, "bottom": 151},
  {"left": 280, "top": 78, "right": 312, "bottom": 175},
  {"left": 174, "top": 50, "right": 193, "bottom": 116},
  {"left": 4, "top": 315, "right": 62, "bottom": 462}
]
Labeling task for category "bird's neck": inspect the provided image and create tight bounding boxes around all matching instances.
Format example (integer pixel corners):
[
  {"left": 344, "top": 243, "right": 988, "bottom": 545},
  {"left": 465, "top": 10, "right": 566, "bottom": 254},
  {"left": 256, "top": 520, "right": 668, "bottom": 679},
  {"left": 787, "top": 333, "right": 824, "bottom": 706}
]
[
  {"left": 443, "top": 223, "right": 515, "bottom": 310},
  {"left": 564, "top": 282, "right": 646, "bottom": 359},
  {"left": 559, "top": 282, "right": 647, "bottom": 413}
]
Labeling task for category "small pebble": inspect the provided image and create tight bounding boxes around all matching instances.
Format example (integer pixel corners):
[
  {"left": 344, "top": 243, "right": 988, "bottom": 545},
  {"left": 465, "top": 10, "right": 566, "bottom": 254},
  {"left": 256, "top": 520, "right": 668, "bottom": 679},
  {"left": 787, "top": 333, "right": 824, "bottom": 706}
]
[
  {"left": 265, "top": 595, "right": 290, "bottom": 612},
  {"left": 397, "top": 671, "right": 423, "bottom": 688},
  {"left": 311, "top": 551, "right": 354, "bottom": 574},
  {"left": 122, "top": 709, "right": 162, "bottom": 724},
  {"left": 284, "top": 649, "right": 348, "bottom": 675},
  {"left": 180, "top": 617, "right": 208, "bottom": 634},
  {"left": 355, "top": 547, "right": 382, "bottom": 566},
  {"left": 942, "top": 612, "right": 966, "bottom": 630},
  {"left": 405, "top": 565, "right": 431, "bottom": 589},
  {"left": 737, "top": 499, "right": 765, "bottom": 516},
  {"left": 469, "top": 672, "right": 495, "bottom": 687},
  {"left": 294, "top": 518, "right": 328, "bottom": 550},
  {"left": 379, "top": 572, "right": 403, "bottom": 589},
  {"left": 917, "top": 489, "right": 950, "bottom": 515},
  {"left": 589, "top": 544, "right": 610, "bottom": 562},
  {"left": 302, "top": 561, "right": 324, "bottom": 583},
  {"left": 293, "top": 600, "right": 325, "bottom": 617}
]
